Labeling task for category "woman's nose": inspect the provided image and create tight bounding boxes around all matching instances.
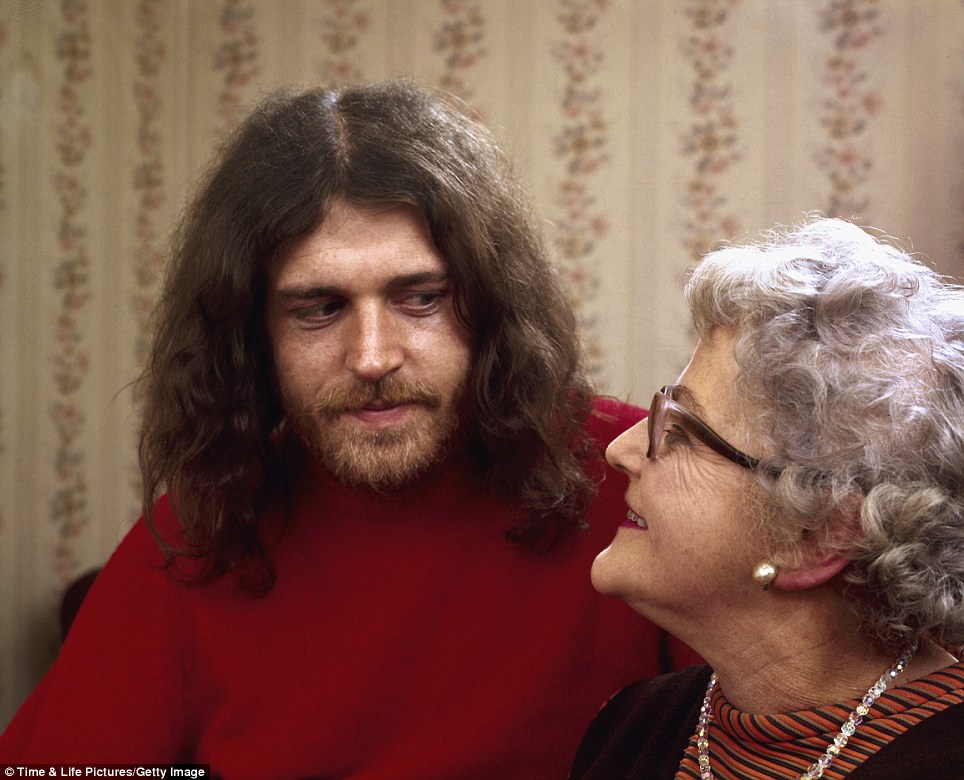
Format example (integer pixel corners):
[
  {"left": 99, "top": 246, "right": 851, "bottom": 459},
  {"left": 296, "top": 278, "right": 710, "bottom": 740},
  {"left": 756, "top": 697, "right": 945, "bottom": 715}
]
[{"left": 605, "top": 419, "right": 648, "bottom": 477}]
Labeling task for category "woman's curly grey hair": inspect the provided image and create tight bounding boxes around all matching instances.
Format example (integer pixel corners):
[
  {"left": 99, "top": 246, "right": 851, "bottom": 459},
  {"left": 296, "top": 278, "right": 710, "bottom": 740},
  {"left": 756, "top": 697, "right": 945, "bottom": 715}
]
[{"left": 685, "top": 217, "right": 964, "bottom": 652}]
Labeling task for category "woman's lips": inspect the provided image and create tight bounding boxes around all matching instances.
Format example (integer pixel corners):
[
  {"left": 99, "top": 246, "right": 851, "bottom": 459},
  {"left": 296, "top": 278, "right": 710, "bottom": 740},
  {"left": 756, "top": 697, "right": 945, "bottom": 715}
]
[{"left": 620, "top": 509, "right": 648, "bottom": 530}]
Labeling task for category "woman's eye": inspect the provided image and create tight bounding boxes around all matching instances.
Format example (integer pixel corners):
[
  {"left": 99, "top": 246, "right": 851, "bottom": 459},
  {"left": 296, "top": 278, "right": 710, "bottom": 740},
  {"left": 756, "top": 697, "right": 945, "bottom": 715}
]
[{"left": 661, "top": 423, "right": 692, "bottom": 451}]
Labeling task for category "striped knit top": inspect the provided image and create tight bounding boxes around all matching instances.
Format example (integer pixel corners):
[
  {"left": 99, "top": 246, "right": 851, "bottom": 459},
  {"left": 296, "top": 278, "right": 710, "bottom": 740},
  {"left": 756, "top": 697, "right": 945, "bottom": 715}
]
[{"left": 676, "top": 654, "right": 964, "bottom": 779}]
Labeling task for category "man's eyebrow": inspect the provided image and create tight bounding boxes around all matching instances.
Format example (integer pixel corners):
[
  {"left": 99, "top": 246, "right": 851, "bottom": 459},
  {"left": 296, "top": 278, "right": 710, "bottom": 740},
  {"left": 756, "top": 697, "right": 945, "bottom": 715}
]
[
  {"left": 387, "top": 271, "right": 451, "bottom": 291},
  {"left": 273, "top": 284, "right": 341, "bottom": 301},
  {"left": 273, "top": 271, "right": 451, "bottom": 301}
]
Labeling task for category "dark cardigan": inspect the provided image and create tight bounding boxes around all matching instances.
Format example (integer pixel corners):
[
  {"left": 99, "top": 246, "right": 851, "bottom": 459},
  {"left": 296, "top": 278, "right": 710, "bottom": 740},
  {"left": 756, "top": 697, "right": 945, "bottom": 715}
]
[{"left": 570, "top": 664, "right": 964, "bottom": 779}]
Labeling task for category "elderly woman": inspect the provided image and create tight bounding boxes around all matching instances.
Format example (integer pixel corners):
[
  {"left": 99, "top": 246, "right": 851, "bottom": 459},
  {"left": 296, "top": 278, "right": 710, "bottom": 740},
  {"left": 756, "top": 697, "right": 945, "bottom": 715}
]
[{"left": 570, "top": 218, "right": 964, "bottom": 779}]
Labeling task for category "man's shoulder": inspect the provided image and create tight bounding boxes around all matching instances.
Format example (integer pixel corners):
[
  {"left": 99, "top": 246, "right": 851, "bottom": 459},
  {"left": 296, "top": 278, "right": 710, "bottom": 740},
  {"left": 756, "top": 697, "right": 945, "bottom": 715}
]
[{"left": 587, "top": 397, "right": 646, "bottom": 442}]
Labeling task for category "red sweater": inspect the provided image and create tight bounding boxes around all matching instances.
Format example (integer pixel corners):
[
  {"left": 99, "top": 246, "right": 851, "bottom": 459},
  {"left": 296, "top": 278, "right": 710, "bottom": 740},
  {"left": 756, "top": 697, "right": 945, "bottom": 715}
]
[{"left": 1, "top": 399, "right": 695, "bottom": 778}]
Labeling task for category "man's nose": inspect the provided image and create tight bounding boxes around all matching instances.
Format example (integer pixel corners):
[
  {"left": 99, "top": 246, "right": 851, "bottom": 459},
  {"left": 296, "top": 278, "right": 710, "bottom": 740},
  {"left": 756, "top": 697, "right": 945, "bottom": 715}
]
[{"left": 344, "top": 305, "right": 404, "bottom": 382}]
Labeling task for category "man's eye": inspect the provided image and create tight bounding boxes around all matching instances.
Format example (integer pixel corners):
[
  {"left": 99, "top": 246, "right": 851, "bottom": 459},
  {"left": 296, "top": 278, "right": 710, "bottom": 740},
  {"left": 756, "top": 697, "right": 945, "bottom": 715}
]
[
  {"left": 295, "top": 299, "right": 345, "bottom": 322},
  {"left": 399, "top": 290, "right": 444, "bottom": 314}
]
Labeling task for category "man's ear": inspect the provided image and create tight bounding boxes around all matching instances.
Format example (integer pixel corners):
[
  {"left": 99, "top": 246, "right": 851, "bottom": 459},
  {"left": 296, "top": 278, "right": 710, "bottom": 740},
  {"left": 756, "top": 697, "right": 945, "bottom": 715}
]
[{"left": 772, "top": 496, "right": 862, "bottom": 592}]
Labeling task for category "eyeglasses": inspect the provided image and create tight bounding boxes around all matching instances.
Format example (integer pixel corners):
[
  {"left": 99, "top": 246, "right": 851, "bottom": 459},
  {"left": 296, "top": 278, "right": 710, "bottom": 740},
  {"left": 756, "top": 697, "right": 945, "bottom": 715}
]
[{"left": 647, "top": 385, "right": 763, "bottom": 471}]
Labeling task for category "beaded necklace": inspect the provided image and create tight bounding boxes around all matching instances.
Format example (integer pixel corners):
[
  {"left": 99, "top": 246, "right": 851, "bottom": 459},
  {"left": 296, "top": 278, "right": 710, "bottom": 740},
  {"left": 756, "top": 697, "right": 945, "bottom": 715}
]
[{"left": 692, "top": 642, "right": 917, "bottom": 780}]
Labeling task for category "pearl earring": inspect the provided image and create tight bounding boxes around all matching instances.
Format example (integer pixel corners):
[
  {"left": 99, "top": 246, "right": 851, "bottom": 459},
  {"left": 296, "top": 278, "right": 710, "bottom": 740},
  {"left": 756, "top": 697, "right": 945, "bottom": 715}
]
[{"left": 752, "top": 561, "right": 777, "bottom": 589}]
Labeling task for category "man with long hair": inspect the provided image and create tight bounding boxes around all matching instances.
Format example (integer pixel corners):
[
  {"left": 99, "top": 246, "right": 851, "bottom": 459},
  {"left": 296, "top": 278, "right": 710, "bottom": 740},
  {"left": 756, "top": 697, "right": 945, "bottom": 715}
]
[{"left": 2, "top": 82, "right": 692, "bottom": 777}]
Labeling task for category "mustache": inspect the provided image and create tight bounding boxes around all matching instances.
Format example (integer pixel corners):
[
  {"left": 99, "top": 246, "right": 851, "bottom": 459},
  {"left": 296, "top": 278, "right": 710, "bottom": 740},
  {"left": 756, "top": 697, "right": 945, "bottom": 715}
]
[{"left": 309, "top": 377, "right": 445, "bottom": 416}]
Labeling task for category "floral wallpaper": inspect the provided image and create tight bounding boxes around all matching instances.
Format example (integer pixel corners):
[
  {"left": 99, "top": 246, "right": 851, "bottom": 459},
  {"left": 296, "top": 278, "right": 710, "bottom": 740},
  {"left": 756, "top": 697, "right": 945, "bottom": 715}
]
[
  {"left": 50, "top": 0, "right": 92, "bottom": 589},
  {"left": 678, "top": 0, "right": 742, "bottom": 264},
  {"left": 214, "top": 0, "right": 260, "bottom": 133},
  {"left": 0, "top": 17, "right": 8, "bottom": 543},
  {"left": 815, "top": 0, "right": 884, "bottom": 218},
  {"left": 0, "top": 0, "right": 962, "bottom": 728},
  {"left": 316, "top": 0, "right": 371, "bottom": 84},
  {"left": 132, "top": 0, "right": 167, "bottom": 368},
  {"left": 550, "top": 0, "right": 610, "bottom": 379},
  {"left": 433, "top": 0, "right": 486, "bottom": 103}
]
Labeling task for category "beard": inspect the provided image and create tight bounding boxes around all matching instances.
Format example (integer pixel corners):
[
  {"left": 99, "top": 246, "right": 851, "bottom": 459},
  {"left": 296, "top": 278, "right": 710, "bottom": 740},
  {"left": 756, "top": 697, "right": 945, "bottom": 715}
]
[{"left": 285, "top": 375, "right": 468, "bottom": 493}]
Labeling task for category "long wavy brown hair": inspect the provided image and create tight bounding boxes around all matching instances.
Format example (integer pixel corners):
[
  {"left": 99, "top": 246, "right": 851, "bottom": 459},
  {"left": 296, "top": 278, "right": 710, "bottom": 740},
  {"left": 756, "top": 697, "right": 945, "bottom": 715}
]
[{"left": 139, "top": 81, "right": 598, "bottom": 593}]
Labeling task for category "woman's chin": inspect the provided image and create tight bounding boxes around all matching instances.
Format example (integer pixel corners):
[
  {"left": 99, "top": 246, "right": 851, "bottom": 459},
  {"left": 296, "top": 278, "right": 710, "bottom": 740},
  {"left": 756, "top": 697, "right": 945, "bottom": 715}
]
[{"left": 590, "top": 543, "right": 638, "bottom": 600}]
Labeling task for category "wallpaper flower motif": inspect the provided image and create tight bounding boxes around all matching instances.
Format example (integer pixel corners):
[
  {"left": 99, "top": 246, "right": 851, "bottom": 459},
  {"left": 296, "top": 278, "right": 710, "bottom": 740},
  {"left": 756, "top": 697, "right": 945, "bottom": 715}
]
[
  {"left": 127, "top": 0, "right": 167, "bottom": 515},
  {"left": 213, "top": 0, "right": 260, "bottom": 133},
  {"left": 679, "top": 0, "right": 742, "bottom": 265},
  {"left": 814, "top": 0, "right": 883, "bottom": 218},
  {"left": 316, "top": 0, "right": 371, "bottom": 85},
  {"left": 132, "top": 0, "right": 166, "bottom": 369},
  {"left": 551, "top": 0, "right": 611, "bottom": 380},
  {"left": 432, "top": 0, "right": 486, "bottom": 105},
  {"left": 0, "top": 23, "right": 6, "bottom": 218},
  {"left": 52, "top": 0, "right": 93, "bottom": 587},
  {"left": 0, "top": 20, "right": 6, "bottom": 538}
]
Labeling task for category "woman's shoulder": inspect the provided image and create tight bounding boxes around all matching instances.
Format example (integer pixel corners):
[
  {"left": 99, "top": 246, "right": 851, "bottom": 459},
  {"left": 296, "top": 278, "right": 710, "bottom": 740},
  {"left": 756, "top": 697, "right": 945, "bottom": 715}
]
[
  {"left": 570, "top": 665, "right": 711, "bottom": 780},
  {"left": 851, "top": 700, "right": 964, "bottom": 779},
  {"left": 601, "top": 664, "right": 712, "bottom": 724}
]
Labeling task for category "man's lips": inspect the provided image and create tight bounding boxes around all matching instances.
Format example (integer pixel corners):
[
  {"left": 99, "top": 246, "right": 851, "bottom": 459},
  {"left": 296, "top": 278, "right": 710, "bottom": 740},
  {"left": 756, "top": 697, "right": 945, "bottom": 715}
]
[{"left": 345, "top": 402, "right": 418, "bottom": 425}]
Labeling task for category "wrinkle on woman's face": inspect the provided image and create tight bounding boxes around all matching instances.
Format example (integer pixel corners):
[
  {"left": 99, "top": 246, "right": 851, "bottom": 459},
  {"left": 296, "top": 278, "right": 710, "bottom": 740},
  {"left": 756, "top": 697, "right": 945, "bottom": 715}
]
[{"left": 592, "top": 327, "right": 771, "bottom": 631}]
